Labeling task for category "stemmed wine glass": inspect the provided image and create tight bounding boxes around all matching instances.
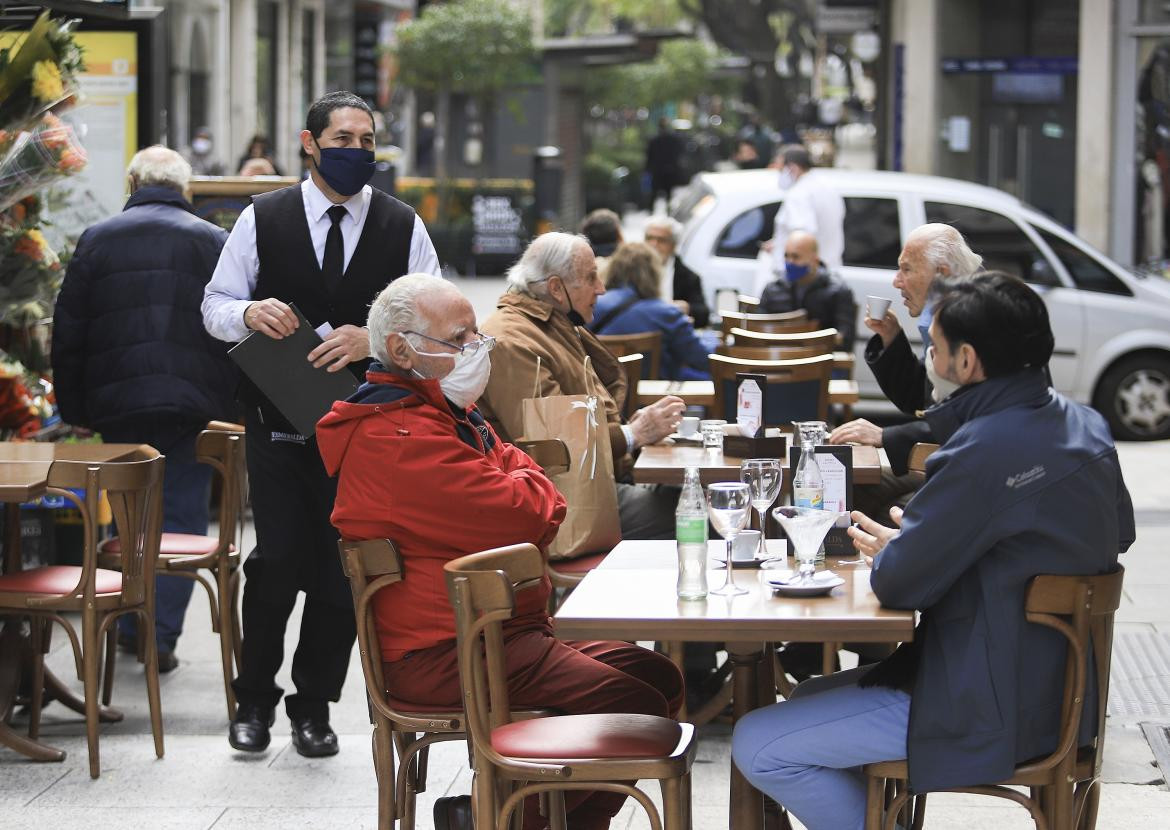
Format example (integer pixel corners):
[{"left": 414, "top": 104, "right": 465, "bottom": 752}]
[
  {"left": 740, "top": 459, "right": 782, "bottom": 559},
  {"left": 773, "top": 506, "right": 842, "bottom": 586},
  {"left": 707, "top": 482, "right": 752, "bottom": 596}
]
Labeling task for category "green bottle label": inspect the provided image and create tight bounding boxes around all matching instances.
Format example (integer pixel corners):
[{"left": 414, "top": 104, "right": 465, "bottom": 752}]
[{"left": 676, "top": 515, "right": 707, "bottom": 544}]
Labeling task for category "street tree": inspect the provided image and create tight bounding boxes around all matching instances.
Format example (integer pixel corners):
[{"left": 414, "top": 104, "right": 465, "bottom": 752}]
[{"left": 394, "top": 0, "right": 536, "bottom": 182}]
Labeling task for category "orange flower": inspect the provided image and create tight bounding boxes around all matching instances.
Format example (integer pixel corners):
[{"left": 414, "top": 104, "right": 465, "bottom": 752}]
[
  {"left": 13, "top": 230, "right": 46, "bottom": 261},
  {"left": 9, "top": 203, "right": 27, "bottom": 224}
]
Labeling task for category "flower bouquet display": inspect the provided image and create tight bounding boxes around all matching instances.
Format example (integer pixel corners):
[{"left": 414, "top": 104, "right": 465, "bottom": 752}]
[
  {"left": 0, "top": 12, "right": 87, "bottom": 212},
  {"left": 0, "top": 193, "right": 64, "bottom": 329}
]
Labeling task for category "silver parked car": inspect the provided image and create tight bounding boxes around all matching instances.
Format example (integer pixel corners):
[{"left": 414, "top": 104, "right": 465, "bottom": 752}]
[{"left": 672, "top": 168, "right": 1170, "bottom": 441}]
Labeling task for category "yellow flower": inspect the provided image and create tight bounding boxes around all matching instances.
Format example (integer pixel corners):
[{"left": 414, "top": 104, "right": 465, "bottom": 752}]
[
  {"left": 31, "top": 60, "right": 65, "bottom": 103},
  {"left": 15, "top": 229, "right": 49, "bottom": 262}
]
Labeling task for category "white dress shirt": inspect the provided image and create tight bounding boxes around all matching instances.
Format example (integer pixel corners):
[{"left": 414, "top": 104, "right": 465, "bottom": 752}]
[
  {"left": 758, "top": 170, "right": 846, "bottom": 296},
  {"left": 202, "top": 177, "right": 441, "bottom": 343}
]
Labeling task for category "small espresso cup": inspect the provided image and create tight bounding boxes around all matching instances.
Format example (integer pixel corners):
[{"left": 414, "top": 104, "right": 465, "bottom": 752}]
[
  {"left": 866, "top": 295, "right": 892, "bottom": 320},
  {"left": 731, "top": 530, "right": 762, "bottom": 561},
  {"left": 700, "top": 419, "right": 727, "bottom": 450},
  {"left": 678, "top": 416, "right": 700, "bottom": 437}
]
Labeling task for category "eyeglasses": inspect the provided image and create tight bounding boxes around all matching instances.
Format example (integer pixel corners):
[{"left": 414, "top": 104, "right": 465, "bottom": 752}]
[
  {"left": 644, "top": 234, "right": 673, "bottom": 244},
  {"left": 404, "top": 330, "right": 496, "bottom": 356}
]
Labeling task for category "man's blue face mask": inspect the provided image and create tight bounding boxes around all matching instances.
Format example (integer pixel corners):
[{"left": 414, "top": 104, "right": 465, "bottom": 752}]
[
  {"left": 784, "top": 261, "right": 811, "bottom": 283},
  {"left": 312, "top": 137, "right": 375, "bottom": 197}
]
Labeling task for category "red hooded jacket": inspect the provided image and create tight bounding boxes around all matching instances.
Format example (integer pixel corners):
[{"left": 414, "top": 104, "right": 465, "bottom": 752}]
[{"left": 317, "top": 367, "right": 567, "bottom": 661}]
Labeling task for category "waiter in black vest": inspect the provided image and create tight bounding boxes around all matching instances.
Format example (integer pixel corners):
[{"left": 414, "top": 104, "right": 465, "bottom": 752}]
[{"left": 202, "top": 91, "right": 439, "bottom": 756}]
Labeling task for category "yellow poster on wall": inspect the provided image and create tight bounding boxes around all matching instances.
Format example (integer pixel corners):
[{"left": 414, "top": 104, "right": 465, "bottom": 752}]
[{"left": 58, "top": 32, "right": 139, "bottom": 227}]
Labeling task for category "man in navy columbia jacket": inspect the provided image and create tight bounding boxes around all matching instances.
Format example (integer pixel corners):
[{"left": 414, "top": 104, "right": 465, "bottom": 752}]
[{"left": 731, "top": 272, "right": 1135, "bottom": 830}]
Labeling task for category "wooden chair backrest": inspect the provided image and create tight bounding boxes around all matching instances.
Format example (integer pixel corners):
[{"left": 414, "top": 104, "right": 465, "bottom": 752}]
[
  {"left": 720, "top": 310, "right": 817, "bottom": 339},
  {"left": 196, "top": 426, "right": 248, "bottom": 560},
  {"left": 617, "top": 353, "right": 643, "bottom": 419},
  {"left": 720, "top": 345, "right": 824, "bottom": 362},
  {"left": 337, "top": 538, "right": 460, "bottom": 729},
  {"left": 44, "top": 447, "right": 164, "bottom": 608},
  {"left": 444, "top": 544, "right": 547, "bottom": 766},
  {"left": 737, "top": 295, "right": 761, "bottom": 312},
  {"left": 1016, "top": 568, "right": 1124, "bottom": 782},
  {"left": 708, "top": 353, "right": 833, "bottom": 423},
  {"left": 514, "top": 439, "right": 571, "bottom": 476},
  {"left": 727, "top": 327, "right": 838, "bottom": 353},
  {"left": 598, "top": 331, "right": 662, "bottom": 380},
  {"left": 907, "top": 443, "right": 940, "bottom": 474}
]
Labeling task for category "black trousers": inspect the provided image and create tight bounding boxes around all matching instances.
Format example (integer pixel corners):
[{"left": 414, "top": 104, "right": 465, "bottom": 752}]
[{"left": 231, "top": 411, "right": 356, "bottom": 721}]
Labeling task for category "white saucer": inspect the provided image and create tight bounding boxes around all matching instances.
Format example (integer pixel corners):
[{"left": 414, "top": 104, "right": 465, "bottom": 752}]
[
  {"left": 712, "top": 553, "right": 782, "bottom": 569},
  {"left": 766, "top": 570, "right": 845, "bottom": 596},
  {"left": 668, "top": 432, "right": 703, "bottom": 443}
]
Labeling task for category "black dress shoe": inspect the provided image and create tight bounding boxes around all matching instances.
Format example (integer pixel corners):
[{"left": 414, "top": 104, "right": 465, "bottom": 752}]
[
  {"left": 229, "top": 703, "right": 275, "bottom": 752},
  {"left": 290, "top": 716, "right": 339, "bottom": 758},
  {"left": 433, "top": 795, "right": 473, "bottom": 830}
]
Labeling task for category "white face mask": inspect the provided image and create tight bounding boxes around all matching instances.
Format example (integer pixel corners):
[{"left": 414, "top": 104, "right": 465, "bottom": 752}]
[
  {"left": 410, "top": 340, "right": 492, "bottom": 410},
  {"left": 777, "top": 167, "right": 796, "bottom": 190},
  {"left": 926, "top": 345, "right": 961, "bottom": 403},
  {"left": 192, "top": 137, "right": 212, "bottom": 155}
]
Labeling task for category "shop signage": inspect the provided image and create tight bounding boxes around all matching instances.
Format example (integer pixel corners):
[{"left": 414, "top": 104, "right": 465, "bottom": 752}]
[{"left": 941, "top": 56, "right": 1078, "bottom": 74}]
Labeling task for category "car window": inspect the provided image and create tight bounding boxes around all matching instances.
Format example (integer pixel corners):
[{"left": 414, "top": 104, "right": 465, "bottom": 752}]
[
  {"left": 1035, "top": 228, "right": 1133, "bottom": 296},
  {"left": 714, "top": 202, "right": 781, "bottom": 259},
  {"left": 843, "top": 197, "right": 900, "bottom": 268},
  {"left": 923, "top": 202, "right": 1060, "bottom": 286}
]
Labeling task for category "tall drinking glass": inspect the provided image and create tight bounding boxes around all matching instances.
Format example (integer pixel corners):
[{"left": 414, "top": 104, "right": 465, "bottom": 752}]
[
  {"left": 773, "top": 506, "right": 842, "bottom": 585},
  {"left": 740, "top": 459, "right": 782, "bottom": 557},
  {"left": 707, "top": 482, "right": 752, "bottom": 596}
]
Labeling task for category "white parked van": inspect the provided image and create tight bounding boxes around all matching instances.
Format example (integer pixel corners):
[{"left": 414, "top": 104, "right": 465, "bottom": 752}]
[{"left": 672, "top": 168, "right": 1170, "bottom": 441}]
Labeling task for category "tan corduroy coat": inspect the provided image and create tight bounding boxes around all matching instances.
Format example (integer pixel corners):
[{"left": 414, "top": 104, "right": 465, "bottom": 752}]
[{"left": 478, "top": 292, "right": 631, "bottom": 476}]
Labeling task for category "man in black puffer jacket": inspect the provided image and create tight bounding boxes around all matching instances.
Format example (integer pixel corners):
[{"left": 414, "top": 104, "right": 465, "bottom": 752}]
[{"left": 52, "top": 145, "right": 238, "bottom": 670}]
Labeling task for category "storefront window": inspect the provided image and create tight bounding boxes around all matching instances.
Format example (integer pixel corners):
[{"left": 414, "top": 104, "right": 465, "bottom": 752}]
[
  {"left": 256, "top": 0, "right": 279, "bottom": 148},
  {"left": 1139, "top": 1, "right": 1170, "bottom": 25}
]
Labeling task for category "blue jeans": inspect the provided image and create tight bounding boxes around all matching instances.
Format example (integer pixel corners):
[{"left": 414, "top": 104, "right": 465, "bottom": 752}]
[
  {"left": 731, "top": 666, "right": 910, "bottom": 830},
  {"left": 112, "top": 428, "right": 210, "bottom": 653}
]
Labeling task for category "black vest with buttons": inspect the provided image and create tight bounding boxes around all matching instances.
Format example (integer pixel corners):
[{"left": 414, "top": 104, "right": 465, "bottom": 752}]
[{"left": 240, "top": 183, "right": 417, "bottom": 426}]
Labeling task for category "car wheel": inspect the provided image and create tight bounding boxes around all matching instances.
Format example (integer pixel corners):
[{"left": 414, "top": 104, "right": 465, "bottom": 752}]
[{"left": 1093, "top": 354, "right": 1170, "bottom": 441}]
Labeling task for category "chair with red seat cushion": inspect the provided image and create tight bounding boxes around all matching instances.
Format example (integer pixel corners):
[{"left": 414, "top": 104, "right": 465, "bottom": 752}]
[
  {"left": 97, "top": 423, "right": 245, "bottom": 718},
  {"left": 0, "top": 447, "right": 165, "bottom": 778},
  {"left": 444, "top": 543, "right": 696, "bottom": 830}
]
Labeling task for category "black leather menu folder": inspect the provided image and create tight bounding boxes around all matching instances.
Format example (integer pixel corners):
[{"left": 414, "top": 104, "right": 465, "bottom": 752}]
[{"left": 228, "top": 304, "right": 358, "bottom": 436}]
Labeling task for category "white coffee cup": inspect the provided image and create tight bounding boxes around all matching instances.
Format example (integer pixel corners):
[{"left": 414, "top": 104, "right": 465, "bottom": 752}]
[
  {"left": 678, "top": 416, "right": 700, "bottom": 437},
  {"left": 732, "top": 530, "right": 761, "bottom": 561},
  {"left": 866, "top": 295, "right": 892, "bottom": 319}
]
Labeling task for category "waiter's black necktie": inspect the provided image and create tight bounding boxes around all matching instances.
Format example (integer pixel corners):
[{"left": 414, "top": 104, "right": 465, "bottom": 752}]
[{"left": 322, "top": 205, "right": 347, "bottom": 294}]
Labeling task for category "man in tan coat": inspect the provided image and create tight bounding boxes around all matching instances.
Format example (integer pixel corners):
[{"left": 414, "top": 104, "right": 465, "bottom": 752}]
[{"left": 478, "top": 231, "right": 685, "bottom": 538}]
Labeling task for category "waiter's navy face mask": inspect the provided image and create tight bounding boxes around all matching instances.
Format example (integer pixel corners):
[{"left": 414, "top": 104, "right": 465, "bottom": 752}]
[{"left": 312, "top": 137, "right": 376, "bottom": 197}]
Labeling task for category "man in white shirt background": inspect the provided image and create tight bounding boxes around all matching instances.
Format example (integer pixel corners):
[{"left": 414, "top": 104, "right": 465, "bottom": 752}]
[
  {"left": 754, "top": 144, "right": 846, "bottom": 297},
  {"left": 202, "top": 91, "right": 439, "bottom": 758}
]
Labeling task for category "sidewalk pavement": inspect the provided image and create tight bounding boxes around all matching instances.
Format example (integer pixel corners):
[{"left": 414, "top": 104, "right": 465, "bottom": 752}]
[{"left": 2, "top": 438, "right": 1168, "bottom": 829}]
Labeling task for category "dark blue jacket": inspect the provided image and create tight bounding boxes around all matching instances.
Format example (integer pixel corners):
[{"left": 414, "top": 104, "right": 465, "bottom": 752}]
[
  {"left": 868, "top": 368, "right": 1135, "bottom": 792},
  {"left": 590, "top": 286, "right": 719, "bottom": 381},
  {"left": 51, "top": 186, "right": 238, "bottom": 432}
]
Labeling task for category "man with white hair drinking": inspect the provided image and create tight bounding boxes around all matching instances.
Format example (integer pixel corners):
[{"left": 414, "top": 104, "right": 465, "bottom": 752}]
[
  {"left": 317, "top": 274, "right": 684, "bottom": 830},
  {"left": 830, "top": 223, "right": 984, "bottom": 479},
  {"left": 478, "top": 231, "right": 687, "bottom": 540}
]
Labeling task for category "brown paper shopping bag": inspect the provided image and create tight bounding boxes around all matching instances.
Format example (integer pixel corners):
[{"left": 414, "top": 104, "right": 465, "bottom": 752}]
[{"left": 521, "top": 357, "right": 622, "bottom": 560}]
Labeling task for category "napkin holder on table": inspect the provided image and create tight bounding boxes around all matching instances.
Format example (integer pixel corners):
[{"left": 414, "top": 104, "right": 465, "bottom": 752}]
[{"left": 724, "top": 426, "right": 787, "bottom": 459}]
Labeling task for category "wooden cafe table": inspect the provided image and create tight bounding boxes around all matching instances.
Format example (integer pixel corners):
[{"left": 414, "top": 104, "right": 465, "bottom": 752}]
[
  {"left": 633, "top": 441, "right": 881, "bottom": 488},
  {"left": 0, "top": 442, "right": 144, "bottom": 762},
  {"left": 554, "top": 539, "right": 915, "bottom": 830}
]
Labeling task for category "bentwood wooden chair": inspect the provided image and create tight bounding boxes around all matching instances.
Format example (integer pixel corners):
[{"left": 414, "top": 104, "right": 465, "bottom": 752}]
[
  {"left": 338, "top": 538, "right": 467, "bottom": 830},
  {"left": 907, "top": 442, "right": 940, "bottom": 475},
  {"left": 598, "top": 331, "right": 662, "bottom": 380},
  {"left": 513, "top": 439, "right": 608, "bottom": 596},
  {"left": 728, "top": 327, "right": 854, "bottom": 378},
  {"left": 863, "top": 567, "right": 1125, "bottom": 830},
  {"left": 709, "top": 353, "right": 834, "bottom": 424},
  {"left": 737, "top": 294, "right": 761, "bottom": 312},
  {"left": 0, "top": 447, "right": 165, "bottom": 778},
  {"left": 99, "top": 421, "right": 247, "bottom": 718},
  {"left": 444, "top": 543, "right": 696, "bottom": 830}
]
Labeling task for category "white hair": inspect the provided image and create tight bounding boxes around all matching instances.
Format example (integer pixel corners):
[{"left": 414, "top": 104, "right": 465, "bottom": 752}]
[
  {"left": 644, "top": 216, "right": 683, "bottom": 244},
  {"left": 127, "top": 145, "right": 192, "bottom": 192},
  {"left": 907, "top": 223, "right": 983, "bottom": 278},
  {"left": 366, "top": 273, "right": 458, "bottom": 366},
  {"left": 505, "top": 231, "right": 591, "bottom": 297}
]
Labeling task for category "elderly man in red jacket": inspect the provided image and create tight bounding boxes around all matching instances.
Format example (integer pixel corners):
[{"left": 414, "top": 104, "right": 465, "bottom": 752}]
[{"left": 317, "top": 273, "right": 683, "bottom": 830}]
